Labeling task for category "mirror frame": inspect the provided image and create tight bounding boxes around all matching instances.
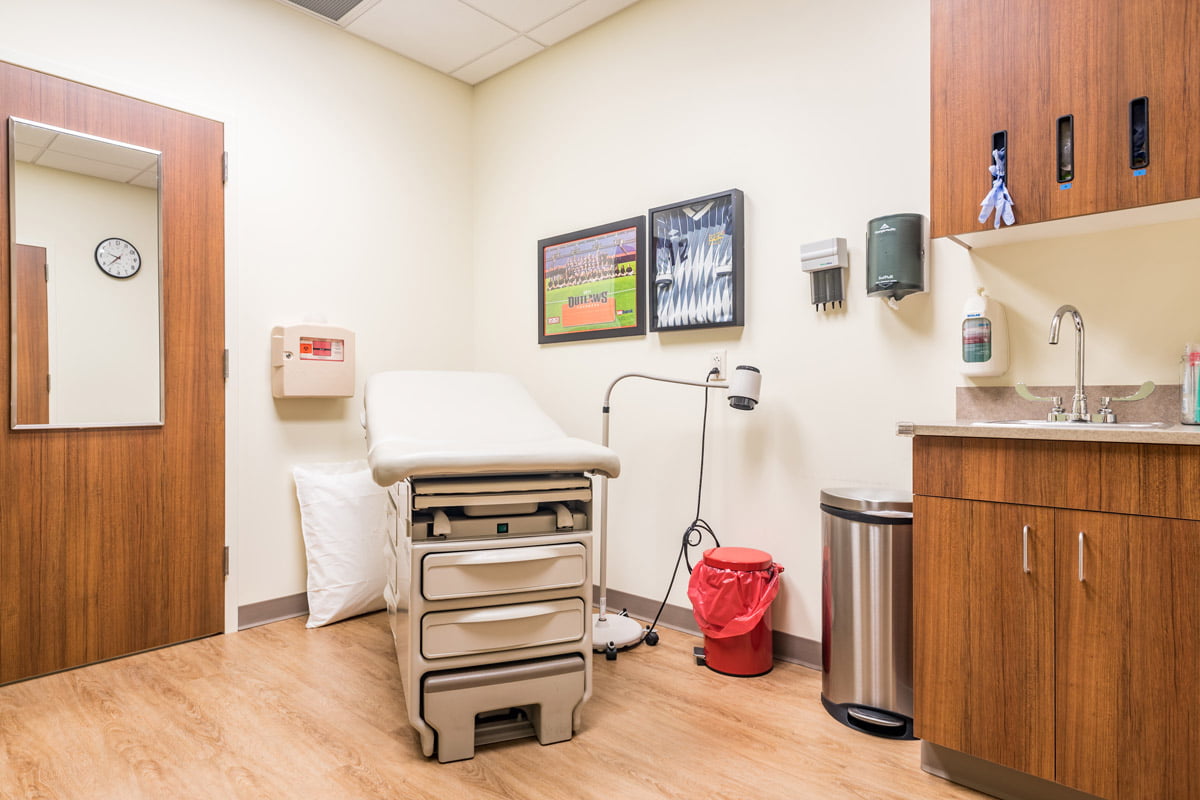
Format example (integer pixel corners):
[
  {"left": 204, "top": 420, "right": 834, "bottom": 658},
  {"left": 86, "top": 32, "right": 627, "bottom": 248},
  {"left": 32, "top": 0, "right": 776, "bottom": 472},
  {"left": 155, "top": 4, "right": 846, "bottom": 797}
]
[{"left": 8, "top": 116, "right": 165, "bottom": 430}]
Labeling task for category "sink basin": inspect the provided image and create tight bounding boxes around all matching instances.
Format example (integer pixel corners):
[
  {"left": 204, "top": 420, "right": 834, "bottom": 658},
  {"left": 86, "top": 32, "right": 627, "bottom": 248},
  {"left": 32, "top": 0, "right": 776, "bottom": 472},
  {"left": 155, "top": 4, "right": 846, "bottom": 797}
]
[{"left": 971, "top": 419, "right": 1169, "bottom": 430}]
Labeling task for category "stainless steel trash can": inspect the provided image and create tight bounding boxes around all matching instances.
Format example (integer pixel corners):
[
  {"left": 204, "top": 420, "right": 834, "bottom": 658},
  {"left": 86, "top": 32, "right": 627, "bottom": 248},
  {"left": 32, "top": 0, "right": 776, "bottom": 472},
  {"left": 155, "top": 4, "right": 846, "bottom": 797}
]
[{"left": 819, "top": 488, "right": 914, "bottom": 739}]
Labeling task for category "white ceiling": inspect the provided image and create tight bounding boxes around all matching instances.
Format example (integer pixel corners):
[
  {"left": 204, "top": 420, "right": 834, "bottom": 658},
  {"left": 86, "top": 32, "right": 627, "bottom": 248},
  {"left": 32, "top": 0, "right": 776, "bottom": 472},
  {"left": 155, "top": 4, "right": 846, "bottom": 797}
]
[
  {"left": 274, "top": 0, "right": 644, "bottom": 84},
  {"left": 12, "top": 120, "right": 159, "bottom": 189}
]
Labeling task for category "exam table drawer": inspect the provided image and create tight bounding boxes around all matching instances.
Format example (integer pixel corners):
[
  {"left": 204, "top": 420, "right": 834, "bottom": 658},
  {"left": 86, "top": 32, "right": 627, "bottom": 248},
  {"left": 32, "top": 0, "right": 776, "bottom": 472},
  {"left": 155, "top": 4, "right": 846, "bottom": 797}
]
[
  {"left": 422, "top": 544, "right": 587, "bottom": 601},
  {"left": 421, "top": 598, "right": 585, "bottom": 659}
]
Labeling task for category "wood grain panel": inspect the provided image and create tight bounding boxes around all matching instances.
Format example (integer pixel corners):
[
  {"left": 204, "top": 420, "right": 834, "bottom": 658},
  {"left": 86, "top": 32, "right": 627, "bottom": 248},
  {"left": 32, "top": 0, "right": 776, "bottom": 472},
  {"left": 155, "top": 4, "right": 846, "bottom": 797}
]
[
  {"left": 13, "top": 244, "right": 48, "bottom": 425},
  {"left": 918, "top": 436, "right": 1101, "bottom": 510},
  {"left": 932, "top": 0, "right": 1200, "bottom": 237},
  {"left": 1054, "top": 509, "right": 1126, "bottom": 798},
  {"left": 0, "top": 60, "right": 224, "bottom": 684},
  {"left": 1096, "top": 442, "right": 1200, "bottom": 520},
  {"left": 913, "top": 495, "right": 970, "bottom": 750},
  {"left": 1121, "top": 517, "right": 1200, "bottom": 800},
  {"left": 914, "top": 496, "right": 1055, "bottom": 779},
  {"left": 912, "top": 435, "right": 963, "bottom": 497},
  {"left": 1114, "top": 0, "right": 1200, "bottom": 210},
  {"left": 1041, "top": 0, "right": 1120, "bottom": 221},
  {"left": 931, "top": 0, "right": 1050, "bottom": 238}
]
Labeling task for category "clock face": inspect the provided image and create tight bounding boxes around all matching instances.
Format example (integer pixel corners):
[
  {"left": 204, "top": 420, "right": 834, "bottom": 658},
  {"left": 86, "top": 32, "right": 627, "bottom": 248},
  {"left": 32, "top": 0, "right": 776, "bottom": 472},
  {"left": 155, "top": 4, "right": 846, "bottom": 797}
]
[{"left": 95, "top": 238, "right": 141, "bottom": 279}]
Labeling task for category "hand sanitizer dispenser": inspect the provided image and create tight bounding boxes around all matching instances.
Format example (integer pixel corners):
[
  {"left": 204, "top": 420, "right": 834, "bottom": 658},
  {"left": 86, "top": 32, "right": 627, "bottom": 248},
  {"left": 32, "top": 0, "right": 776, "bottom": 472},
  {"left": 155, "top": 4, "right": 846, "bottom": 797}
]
[
  {"left": 960, "top": 289, "right": 1009, "bottom": 377},
  {"left": 866, "top": 213, "right": 926, "bottom": 302}
]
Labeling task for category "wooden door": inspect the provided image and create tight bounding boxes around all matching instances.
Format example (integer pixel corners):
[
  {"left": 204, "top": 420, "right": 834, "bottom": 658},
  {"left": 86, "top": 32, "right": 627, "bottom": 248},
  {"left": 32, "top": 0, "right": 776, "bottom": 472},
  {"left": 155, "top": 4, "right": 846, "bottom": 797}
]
[
  {"left": 1040, "top": 0, "right": 1120, "bottom": 222},
  {"left": 0, "top": 62, "right": 224, "bottom": 683},
  {"left": 930, "top": 0, "right": 1053, "bottom": 238},
  {"left": 1054, "top": 509, "right": 1127, "bottom": 798},
  {"left": 913, "top": 496, "right": 1055, "bottom": 779},
  {"left": 1113, "top": 0, "right": 1200, "bottom": 210},
  {"left": 13, "top": 243, "right": 48, "bottom": 424},
  {"left": 1058, "top": 511, "right": 1200, "bottom": 800}
]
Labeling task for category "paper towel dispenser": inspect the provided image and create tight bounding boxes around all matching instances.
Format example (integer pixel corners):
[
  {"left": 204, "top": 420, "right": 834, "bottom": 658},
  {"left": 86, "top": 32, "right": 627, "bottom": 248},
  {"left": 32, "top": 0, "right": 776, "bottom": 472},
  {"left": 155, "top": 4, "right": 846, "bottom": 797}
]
[{"left": 866, "top": 213, "right": 926, "bottom": 303}]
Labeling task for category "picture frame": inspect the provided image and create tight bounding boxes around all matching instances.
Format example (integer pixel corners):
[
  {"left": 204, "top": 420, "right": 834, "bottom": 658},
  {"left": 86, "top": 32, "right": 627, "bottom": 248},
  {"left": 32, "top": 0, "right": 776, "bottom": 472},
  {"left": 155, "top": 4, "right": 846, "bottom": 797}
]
[
  {"left": 648, "top": 188, "right": 745, "bottom": 332},
  {"left": 538, "top": 216, "right": 646, "bottom": 344}
]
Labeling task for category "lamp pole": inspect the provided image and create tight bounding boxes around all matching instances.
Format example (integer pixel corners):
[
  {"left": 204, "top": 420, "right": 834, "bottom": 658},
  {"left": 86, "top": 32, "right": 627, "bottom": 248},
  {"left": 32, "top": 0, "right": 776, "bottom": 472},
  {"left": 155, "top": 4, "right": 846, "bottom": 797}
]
[{"left": 593, "top": 372, "right": 732, "bottom": 652}]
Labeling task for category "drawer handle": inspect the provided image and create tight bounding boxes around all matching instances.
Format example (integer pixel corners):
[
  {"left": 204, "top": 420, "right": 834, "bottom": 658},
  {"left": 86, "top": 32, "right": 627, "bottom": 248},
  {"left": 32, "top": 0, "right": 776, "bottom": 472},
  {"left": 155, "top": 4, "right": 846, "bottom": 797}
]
[
  {"left": 433, "top": 547, "right": 575, "bottom": 568},
  {"left": 441, "top": 603, "right": 574, "bottom": 626},
  {"left": 1022, "top": 525, "right": 1031, "bottom": 574},
  {"left": 1078, "top": 531, "right": 1085, "bottom": 582}
]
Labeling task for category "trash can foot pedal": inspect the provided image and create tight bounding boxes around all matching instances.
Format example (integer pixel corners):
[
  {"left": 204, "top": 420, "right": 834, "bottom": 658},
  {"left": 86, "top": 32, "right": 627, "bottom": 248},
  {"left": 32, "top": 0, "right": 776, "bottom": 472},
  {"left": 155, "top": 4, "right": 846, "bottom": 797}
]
[{"left": 693, "top": 646, "right": 706, "bottom": 666}]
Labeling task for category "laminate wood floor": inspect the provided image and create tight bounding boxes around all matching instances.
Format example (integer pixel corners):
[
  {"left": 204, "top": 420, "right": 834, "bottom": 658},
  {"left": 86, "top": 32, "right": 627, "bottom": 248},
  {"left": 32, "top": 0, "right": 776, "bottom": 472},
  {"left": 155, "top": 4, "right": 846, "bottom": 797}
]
[{"left": 0, "top": 613, "right": 988, "bottom": 800}]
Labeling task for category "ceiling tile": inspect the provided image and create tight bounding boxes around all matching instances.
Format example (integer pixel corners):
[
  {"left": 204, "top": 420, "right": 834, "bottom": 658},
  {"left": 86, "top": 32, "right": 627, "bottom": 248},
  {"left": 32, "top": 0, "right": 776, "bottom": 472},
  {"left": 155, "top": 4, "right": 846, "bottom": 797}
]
[
  {"left": 451, "top": 36, "right": 544, "bottom": 84},
  {"left": 12, "top": 121, "right": 57, "bottom": 148},
  {"left": 346, "top": 0, "right": 517, "bottom": 74},
  {"left": 461, "top": 0, "right": 581, "bottom": 33},
  {"left": 528, "top": 0, "right": 641, "bottom": 46},
  {"left": 36, "top": 151, "right": 142, "bottom": 184},
  {"left": 53, "top": 134, "right": 158, "bottom": 171},
  {"left": 130, "top": 168, "right": 160, "bottom": 189},
  {"left": 13, "top": 141, "right": 43, "bottom": 164}
]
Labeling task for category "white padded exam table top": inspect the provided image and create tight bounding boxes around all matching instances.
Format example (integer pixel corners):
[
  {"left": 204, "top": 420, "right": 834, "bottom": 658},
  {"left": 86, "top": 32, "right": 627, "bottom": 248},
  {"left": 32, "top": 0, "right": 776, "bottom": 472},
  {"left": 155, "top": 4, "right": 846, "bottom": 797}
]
[{"left": 364, "top": 371, "right": 620, "bottom": 485}]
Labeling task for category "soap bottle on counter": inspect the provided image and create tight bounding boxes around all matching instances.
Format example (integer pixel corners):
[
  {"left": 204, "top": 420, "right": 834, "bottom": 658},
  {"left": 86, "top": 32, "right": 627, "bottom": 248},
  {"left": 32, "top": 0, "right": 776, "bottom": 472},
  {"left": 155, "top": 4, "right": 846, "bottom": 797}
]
[{"left": 1182, "top": 346, "right": 1200, "bottom": 424}]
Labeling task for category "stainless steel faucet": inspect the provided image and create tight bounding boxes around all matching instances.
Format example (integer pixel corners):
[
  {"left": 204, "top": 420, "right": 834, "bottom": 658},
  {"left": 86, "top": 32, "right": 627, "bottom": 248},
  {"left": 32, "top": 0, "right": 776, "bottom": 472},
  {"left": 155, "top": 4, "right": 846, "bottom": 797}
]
[{"left": 1048, "top": 304, "right": 1086, "bottom": 421}]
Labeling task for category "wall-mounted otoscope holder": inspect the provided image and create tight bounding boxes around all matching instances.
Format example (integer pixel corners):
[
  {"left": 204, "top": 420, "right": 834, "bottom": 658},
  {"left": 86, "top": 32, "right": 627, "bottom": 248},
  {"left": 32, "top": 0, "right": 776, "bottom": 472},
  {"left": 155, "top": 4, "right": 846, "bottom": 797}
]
[{"left": 800, "top": 238, "right": 848, "bottom": 311}]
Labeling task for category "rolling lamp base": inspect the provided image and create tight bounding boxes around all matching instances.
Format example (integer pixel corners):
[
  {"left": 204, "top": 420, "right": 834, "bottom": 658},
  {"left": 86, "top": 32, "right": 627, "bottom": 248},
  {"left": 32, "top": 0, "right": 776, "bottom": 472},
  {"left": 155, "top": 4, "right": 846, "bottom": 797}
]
[{"left": 591, "top": 612, "right": 645, "bottom": 651}]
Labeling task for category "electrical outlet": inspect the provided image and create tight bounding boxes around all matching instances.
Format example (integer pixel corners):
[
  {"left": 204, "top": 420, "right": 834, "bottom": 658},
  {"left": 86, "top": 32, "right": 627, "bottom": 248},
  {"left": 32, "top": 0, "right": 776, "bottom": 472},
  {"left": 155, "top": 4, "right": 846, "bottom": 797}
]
[{"left": 709, "top": 349, "right": 726, "bottom": 380}]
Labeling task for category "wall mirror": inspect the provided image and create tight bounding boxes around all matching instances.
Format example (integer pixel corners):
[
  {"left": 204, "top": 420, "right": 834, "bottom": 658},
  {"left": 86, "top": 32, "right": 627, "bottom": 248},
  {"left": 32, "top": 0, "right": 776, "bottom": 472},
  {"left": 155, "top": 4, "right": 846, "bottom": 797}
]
[{"left": 9, "top": 117, "right": 163, "bottom": 429}]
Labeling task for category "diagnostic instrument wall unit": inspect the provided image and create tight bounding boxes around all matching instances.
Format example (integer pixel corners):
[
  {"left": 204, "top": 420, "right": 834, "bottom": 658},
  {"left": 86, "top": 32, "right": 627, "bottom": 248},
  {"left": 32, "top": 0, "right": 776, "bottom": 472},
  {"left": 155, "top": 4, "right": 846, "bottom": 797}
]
[{"left": 363, "top": 371, "right": 620, "bottom": 763}]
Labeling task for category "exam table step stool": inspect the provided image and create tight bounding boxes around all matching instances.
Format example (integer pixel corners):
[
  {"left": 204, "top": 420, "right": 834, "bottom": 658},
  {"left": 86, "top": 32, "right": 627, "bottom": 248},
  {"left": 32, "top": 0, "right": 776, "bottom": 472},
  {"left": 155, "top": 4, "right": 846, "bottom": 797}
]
[{"left": 423, "top": 655, "right": 586, "bottom": 763}]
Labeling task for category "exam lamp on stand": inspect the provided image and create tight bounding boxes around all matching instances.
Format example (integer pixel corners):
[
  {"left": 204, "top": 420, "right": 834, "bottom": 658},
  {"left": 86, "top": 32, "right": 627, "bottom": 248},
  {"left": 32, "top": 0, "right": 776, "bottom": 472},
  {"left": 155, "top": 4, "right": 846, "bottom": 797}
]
[{"left": 592, "top": 365, "right": 763, "bottom": 657}]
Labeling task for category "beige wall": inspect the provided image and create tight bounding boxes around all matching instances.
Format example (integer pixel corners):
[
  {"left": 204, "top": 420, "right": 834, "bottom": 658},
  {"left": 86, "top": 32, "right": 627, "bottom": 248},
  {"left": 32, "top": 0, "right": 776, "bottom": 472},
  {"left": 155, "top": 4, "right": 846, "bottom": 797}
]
[
  {"left": 14, "top": 162, "right": 161, "bottom": 425},
  {"left": 5, "top": 0, "right": 1199, "bottom": 643},
  {"left": 2, "top": 0, "right": 475, "bottom": 627},
  {"left": 472, "top": 0, "right": 1200, "bottom": 641}
]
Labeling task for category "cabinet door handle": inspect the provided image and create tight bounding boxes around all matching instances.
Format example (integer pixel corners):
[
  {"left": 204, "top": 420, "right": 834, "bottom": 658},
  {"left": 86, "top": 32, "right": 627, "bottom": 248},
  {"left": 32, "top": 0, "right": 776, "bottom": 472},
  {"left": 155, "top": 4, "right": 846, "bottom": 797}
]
[
  {"left": 1078, "top": 531, "right": 1085, "bottom": 582},
  {"left": 1022, "top": 525, "right": 1031, "bottom": 573}
]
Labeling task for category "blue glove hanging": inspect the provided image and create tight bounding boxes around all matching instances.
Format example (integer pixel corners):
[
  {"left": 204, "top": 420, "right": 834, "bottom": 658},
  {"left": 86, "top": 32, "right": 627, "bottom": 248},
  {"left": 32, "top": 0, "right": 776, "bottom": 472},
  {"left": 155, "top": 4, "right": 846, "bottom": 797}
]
[{"left": 978, "top": 147, "right": 1016, "bottom": 229}]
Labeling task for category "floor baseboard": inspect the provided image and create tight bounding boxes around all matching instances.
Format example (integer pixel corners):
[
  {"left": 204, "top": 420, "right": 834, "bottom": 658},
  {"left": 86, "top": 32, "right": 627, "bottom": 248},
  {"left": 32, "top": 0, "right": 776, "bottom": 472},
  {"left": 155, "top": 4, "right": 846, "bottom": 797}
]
[{"left": 238, "top": 592, "right": 308, "bottom": 630}]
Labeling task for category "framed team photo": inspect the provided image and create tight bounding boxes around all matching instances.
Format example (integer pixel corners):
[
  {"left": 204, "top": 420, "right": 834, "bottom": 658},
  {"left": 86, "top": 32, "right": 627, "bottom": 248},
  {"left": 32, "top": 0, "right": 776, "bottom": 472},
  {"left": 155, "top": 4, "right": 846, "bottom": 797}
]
[
  {"left": 538, "top": 216, "right": 646, "bottom": 344},
  {"left": 648, "top": 189, "right": 745, "bottom": 331}
]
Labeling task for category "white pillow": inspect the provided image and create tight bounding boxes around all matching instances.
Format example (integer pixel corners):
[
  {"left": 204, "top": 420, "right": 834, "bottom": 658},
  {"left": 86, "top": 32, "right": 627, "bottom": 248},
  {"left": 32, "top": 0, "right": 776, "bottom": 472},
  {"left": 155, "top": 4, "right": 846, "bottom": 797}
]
[{"left": 293, "top": 461, "right": 389, "bottom": 628}]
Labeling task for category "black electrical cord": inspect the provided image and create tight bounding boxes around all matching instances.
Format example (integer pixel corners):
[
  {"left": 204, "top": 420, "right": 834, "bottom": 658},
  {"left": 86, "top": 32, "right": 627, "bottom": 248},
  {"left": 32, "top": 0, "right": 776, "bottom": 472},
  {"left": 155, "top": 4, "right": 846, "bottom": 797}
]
[{"left": 626, "top": 367, "right": 723, "bottom": 648}]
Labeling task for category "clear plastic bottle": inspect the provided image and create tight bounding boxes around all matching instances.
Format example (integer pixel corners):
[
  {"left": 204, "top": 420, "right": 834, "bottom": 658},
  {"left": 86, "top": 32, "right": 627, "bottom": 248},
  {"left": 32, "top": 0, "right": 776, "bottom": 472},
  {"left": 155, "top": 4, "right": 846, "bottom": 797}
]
[{"left": 1182, "top": 349, "right": 1200, "bottom": 425}]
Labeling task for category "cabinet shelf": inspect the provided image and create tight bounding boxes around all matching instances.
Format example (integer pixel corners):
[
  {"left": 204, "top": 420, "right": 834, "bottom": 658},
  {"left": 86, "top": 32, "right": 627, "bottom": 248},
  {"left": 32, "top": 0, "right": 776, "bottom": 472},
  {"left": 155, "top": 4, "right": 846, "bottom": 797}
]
[{"left": 944, "top": 196, "right": 1200, "bottom": 251}]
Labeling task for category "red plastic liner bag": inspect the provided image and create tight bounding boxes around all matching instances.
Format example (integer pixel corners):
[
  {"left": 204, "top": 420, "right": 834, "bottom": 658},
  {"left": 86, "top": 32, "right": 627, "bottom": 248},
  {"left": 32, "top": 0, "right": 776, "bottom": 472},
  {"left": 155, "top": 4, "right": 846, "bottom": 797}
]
[{"left": 688, "top": 554, "right": 784, "bottom": 639}]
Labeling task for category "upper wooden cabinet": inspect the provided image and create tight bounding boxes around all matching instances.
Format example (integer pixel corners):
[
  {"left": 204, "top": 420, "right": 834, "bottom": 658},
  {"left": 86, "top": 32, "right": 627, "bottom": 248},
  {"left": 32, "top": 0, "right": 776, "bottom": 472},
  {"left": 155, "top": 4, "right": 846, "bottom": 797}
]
[{"left": 930, "top": 0, "right": 1200, "bottom": 239}]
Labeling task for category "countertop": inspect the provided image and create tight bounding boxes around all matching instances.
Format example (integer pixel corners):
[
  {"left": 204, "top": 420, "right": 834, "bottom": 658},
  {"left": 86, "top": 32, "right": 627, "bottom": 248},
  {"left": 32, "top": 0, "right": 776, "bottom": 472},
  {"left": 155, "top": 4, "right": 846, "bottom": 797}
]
[{"left": 898, "top": 420, "right": 1200, "bottom": 446}]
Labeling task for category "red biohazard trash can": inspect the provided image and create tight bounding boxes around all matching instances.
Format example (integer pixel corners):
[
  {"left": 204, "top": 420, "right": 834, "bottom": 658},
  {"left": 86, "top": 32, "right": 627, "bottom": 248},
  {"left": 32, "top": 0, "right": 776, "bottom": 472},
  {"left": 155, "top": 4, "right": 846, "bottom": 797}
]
[{"left": 687, "top": 547, "right": 784, "bottom": 677}]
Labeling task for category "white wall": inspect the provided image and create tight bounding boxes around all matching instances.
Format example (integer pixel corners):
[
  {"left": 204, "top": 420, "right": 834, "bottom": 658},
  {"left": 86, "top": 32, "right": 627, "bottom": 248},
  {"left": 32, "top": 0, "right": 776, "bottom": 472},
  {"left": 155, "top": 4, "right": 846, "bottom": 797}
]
[
  {"left": 14, "top": 163, "right": 160, "bottom": 425},
  {"left": 2, "top": 0, "right": 475, "bottom": 623},
  {"left": 473, "top": 0, "right": 1200, "bottom": 642}
]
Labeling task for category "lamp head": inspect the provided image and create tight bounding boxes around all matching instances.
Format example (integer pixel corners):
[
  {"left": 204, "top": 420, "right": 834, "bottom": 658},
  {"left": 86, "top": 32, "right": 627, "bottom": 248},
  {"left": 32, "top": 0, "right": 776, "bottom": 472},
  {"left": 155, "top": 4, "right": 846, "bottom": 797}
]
[{"left": 727, "top": 365, "right": 761, "bottom": 410}]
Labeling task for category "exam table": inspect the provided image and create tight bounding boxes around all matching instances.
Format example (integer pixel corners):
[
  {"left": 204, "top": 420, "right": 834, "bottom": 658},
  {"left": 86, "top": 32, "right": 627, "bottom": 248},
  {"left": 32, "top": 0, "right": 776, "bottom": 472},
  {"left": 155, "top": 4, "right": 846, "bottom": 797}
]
[{"left": 363, "top": 370, "right": 620, "bottom": 762}]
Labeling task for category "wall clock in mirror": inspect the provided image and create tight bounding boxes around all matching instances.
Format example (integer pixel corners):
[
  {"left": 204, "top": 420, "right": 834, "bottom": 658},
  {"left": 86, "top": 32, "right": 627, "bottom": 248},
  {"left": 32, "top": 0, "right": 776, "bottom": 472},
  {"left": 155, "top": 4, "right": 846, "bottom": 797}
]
[{"left": 95, "top": 237, "right": 141, "bottom": 278}]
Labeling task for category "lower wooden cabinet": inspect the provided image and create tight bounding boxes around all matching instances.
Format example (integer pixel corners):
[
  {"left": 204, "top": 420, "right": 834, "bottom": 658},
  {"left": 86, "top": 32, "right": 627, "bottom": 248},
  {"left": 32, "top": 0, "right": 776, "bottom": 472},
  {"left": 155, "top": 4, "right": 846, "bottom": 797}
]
[
  {"left": 915, "top": 481, "right": 1200, "bottom": 799},
  {"left": 914, "top": 497, "right": 1055, "bottom": 779}
]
